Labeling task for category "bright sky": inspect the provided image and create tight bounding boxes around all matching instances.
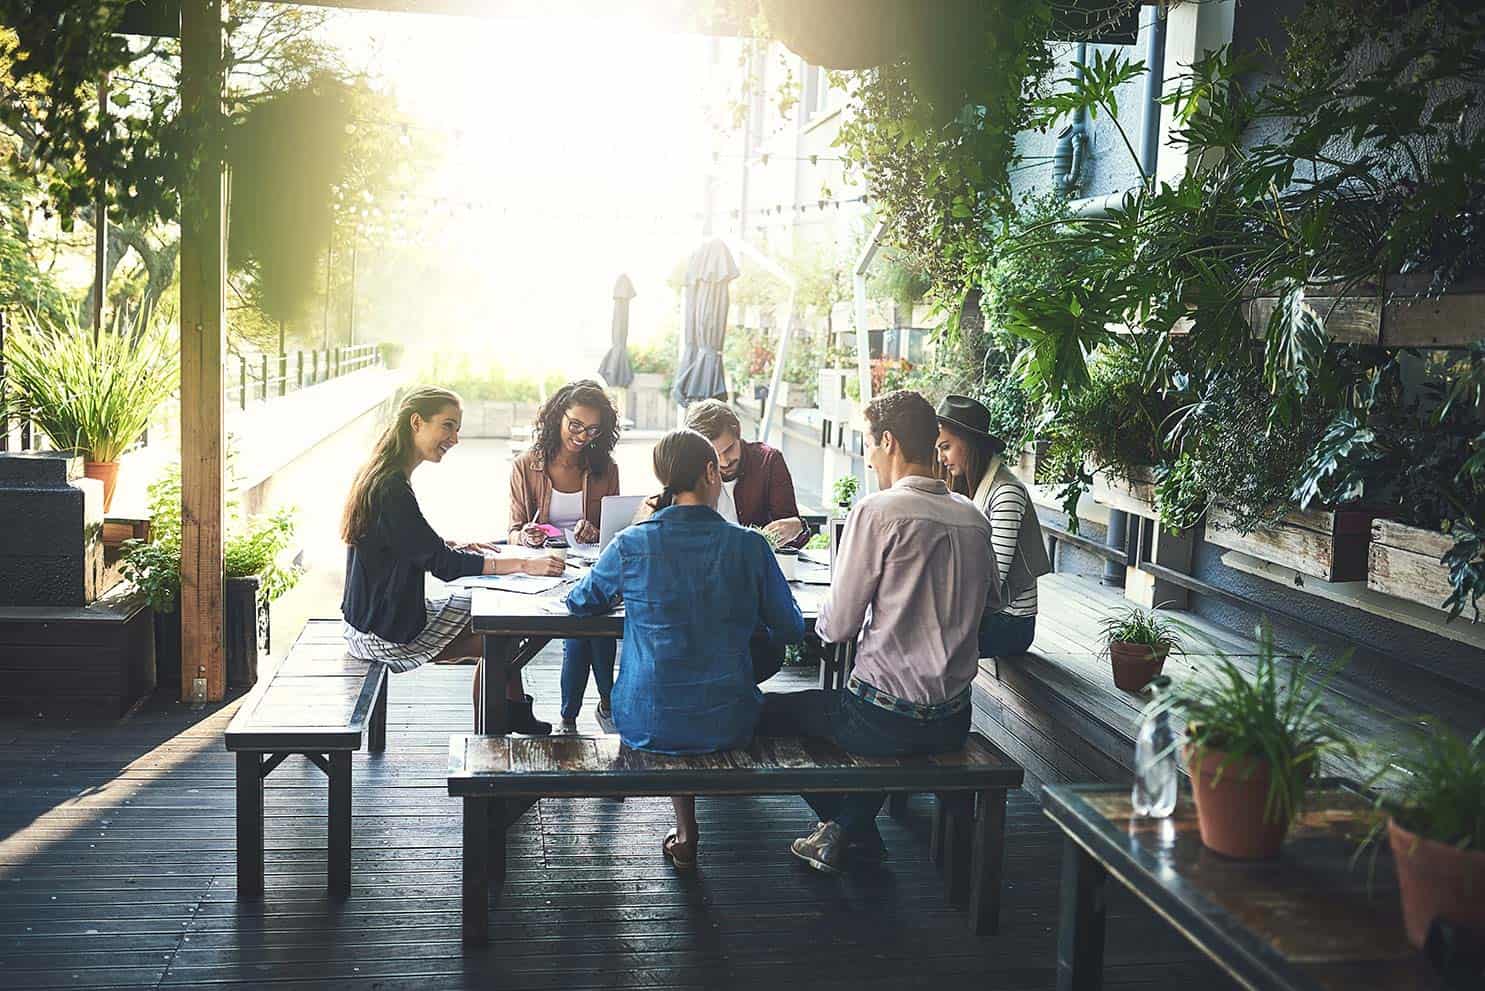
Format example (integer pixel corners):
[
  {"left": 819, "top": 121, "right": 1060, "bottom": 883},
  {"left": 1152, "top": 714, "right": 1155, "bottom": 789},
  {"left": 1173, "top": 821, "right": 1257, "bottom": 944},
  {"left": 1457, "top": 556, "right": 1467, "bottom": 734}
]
[{"left": 319, "top": 10, "right": 725, "bottom": 374}]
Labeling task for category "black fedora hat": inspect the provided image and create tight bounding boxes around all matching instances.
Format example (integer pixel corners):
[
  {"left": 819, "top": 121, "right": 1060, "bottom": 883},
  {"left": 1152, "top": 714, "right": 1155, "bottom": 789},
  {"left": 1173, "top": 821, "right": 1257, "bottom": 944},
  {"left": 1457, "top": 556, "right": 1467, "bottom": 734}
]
[{"left": 936, "top": 394, "right": 1007, "bottom": 455}]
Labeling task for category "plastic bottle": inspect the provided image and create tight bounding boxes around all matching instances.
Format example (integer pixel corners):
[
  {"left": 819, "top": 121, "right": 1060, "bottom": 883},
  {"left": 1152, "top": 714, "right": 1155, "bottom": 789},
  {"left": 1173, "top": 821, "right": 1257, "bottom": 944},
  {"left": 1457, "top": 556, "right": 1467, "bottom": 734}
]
[{"left": 1132, "top": 676, "right": 1178, "bottom": 818}]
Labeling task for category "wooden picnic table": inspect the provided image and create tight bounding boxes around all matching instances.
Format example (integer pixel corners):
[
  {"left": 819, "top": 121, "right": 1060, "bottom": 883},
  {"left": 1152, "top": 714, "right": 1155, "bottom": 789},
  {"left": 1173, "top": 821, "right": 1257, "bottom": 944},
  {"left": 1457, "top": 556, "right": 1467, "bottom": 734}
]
[
  {"left": 1041, "top": 783, "right": 1443, "bottom": 991},
  {"left": 469, "top": 556, "right": 836, "bottom": 734}
]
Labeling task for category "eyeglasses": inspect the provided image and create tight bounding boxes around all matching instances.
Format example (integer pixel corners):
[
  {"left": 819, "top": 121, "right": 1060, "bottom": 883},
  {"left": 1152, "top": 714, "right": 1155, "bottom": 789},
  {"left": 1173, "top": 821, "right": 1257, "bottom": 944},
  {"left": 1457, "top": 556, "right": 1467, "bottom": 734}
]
[{"left": 564, "top": 415, "right": 603, "bottom": 440}]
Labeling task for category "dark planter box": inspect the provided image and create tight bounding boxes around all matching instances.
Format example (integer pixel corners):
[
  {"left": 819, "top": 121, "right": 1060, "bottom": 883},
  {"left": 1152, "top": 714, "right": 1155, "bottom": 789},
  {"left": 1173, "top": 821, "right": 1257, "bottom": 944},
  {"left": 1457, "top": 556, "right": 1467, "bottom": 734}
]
[
  {"left": 154, "top": 576, "right": 263, "bottom": 699},
  {"left": 0, "top": 583, "right": 155, "bottom": 719}
]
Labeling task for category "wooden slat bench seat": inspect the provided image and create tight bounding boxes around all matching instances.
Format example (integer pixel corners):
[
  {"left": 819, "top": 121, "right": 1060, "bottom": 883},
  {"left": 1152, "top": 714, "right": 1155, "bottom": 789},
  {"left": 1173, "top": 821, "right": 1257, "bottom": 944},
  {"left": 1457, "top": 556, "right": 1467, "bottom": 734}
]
[
  {"left": 225, "top": 619, "right": 388, "bottom": 899},
  {"left": 448, "top": 731, "right": 1025, "bottom": 947}
]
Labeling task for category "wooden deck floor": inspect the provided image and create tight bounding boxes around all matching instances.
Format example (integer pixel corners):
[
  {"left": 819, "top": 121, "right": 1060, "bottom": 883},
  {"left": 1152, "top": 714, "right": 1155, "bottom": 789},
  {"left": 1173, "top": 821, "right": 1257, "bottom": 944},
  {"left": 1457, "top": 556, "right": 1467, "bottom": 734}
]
[{"left": 0, "top": 652, "right": 1239, "bottom": 990}]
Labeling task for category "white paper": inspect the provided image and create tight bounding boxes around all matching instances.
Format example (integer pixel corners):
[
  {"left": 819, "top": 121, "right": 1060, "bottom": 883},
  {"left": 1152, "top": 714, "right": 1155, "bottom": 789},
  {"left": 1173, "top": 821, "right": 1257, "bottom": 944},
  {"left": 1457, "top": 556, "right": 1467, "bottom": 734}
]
[
  {"left": 564, "top": 529, "right": 601, "bottom": 561},
  {"left": 451, "top": 573, "right": 566, "bottom": 594}
]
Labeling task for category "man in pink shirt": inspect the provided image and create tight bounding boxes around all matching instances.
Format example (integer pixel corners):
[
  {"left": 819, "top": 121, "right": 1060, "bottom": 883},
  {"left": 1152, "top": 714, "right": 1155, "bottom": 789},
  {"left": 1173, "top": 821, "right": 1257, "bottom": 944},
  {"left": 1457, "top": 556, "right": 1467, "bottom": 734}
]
[{"left": 759, "top": 390, "right": 998, "bottom": 873}]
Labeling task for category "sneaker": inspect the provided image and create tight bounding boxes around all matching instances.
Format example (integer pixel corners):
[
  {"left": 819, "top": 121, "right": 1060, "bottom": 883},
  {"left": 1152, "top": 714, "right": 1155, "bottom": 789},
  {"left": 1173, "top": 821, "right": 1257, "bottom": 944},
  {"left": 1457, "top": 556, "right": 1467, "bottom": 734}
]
[
  {"left": 596, "top": 695, "right": 612, "bottom": 719},
  {"left": 558, "top": 717, "right": 579, "bottom": 734},
  {"left": 790, "top": 821, "right": 846, "bottom": 874}
]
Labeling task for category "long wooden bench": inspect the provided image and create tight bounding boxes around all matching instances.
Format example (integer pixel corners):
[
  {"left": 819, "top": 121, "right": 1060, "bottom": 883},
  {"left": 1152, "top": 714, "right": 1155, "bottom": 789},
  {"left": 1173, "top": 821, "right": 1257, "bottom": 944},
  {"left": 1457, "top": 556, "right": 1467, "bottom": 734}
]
[
  {"left": 447, "top": 731, "right": 1025, "bottom": 947},
  {"left": 225, "top": 619, "right": 388, "bottom": 898}
]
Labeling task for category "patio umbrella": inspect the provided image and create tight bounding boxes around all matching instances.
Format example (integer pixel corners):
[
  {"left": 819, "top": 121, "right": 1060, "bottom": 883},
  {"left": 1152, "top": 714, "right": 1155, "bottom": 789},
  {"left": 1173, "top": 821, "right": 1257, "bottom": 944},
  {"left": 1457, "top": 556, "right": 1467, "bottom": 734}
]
[
  {"left": 672, "top": 238, "right": 739, "bottom": 405},
  {"left": 597, "top": 274, "right": 636, "bottom": 389}
]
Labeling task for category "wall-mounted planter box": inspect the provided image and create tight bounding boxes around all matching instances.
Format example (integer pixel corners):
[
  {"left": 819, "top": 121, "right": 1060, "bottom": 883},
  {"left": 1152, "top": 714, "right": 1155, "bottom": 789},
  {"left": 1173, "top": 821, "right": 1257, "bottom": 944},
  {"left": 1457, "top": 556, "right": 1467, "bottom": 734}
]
[
  {"left": 1091, "top": 466, "right": 1159, "bottom": 519},
  {"left": 1242, "top": 273, "right": 1485, "bottom": 348},
  {"left": 777, "top": 382, "right": 815, "bottom": 409},
  {"left": 1205, "top": 506, "right": 1386, "bottom": 582},
  {"left": 1367, "top": 520, "right": 1456, "bottom": 611}
]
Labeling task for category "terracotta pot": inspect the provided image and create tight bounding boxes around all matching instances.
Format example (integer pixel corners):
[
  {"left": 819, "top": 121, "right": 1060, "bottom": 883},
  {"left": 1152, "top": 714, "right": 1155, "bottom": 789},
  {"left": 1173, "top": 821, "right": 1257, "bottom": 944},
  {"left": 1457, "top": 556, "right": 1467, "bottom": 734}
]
[
  {"left": 1109, "top": 641, "right": 1167, "bottom": 692},
  {"left": 84, "top": 460, "right": 120, "bottom": 513},
  {"left": 1186, "top": 744, "right": 1291, "bottom": 859},
  {"left": 1388, "top": 817, "right": 1485, "bottom": 951}
]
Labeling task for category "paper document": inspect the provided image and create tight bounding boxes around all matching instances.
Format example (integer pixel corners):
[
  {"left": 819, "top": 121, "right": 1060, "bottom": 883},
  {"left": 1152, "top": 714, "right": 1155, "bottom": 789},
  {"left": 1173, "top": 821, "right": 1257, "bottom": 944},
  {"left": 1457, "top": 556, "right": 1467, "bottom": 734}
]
[
  {"left": 452, "top": 573, "right": 566, "bottom": 594},
  {"left": 564, "top": 529, "right": 601, "bottom": 560}
]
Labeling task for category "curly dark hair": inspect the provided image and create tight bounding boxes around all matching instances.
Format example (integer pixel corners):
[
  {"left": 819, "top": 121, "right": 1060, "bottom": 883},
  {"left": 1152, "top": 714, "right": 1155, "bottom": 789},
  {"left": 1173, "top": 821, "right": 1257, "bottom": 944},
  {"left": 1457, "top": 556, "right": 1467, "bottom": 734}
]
[{"left": 532, "top": 379, "right": 620, "bottom": 474}]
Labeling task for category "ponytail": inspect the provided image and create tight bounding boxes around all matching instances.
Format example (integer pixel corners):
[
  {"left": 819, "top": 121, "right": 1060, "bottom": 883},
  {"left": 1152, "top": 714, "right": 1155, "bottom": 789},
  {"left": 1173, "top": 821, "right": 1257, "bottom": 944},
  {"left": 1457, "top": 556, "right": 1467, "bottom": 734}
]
[
  {"left": 651, "top": 429, "right": 718, "bottom": 508},
  {"left": 341, "top": 386, "right": 462, "bottom": 544}
]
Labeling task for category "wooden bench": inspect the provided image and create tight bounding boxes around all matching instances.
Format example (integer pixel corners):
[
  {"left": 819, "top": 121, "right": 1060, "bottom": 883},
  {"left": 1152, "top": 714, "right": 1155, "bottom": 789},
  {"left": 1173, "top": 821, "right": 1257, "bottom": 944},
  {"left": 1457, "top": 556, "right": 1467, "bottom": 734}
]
[
  {"left": 225, "top": 619, "right": 389, "bottom": 899},
  {"left": 447, "top": 731, "right": 1025, "bottom": 947}
]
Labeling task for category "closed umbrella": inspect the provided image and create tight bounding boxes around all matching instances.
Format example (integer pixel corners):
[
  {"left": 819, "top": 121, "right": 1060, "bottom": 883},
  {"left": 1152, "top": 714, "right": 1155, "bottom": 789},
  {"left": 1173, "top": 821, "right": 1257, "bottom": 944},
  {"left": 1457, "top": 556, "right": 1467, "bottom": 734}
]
[
  {"left": 598, "top": 274, "right": 636, "bottom": 388},
  {"left": 672, "top": 238, "right": 739, "bottom": 405}
]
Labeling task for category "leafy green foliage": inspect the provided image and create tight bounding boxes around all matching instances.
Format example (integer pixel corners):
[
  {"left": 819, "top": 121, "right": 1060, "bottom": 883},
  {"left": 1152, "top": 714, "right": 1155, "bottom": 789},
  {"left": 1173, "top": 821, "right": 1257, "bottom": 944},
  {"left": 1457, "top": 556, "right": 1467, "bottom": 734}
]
[
  {"left": 1379, "top": 725, "right": 1485, "bottom": 850},
  {"left": 120, "top": 460, "right": 301, "bottom": 612},
  {"left": 831, "top": 474, "right": 858, "bottom": 509},
  {"left": 833, "top": 0, "right": 1057, "bottom": 296},
  {"left": 1148, "top": 622, "right": 1356, "bottom": 828},
  {"left": 3, "top": 306, "right": 177, "bottom": 462},
  {"left": 1099, "top": 605, "right": 1184, "bottom": 655}
]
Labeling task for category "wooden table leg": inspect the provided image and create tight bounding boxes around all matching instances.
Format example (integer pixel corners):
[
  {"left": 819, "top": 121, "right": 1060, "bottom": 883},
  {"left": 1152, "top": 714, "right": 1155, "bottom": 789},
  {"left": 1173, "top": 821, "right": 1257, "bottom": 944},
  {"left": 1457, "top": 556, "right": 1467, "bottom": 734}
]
[
  {"left": 463, "top": 797, "right": 491, "bottom": 948},
  {"left": 368, "top": 676, "right": 388, "bottom": 753},
  {"left": 235, "top": 752, "right": 264, "bottom": 899},
  {"left": 969, "top": 788, "right": 1008, "bottom": 936},
  {"left": 1056, "top": 836, "right": 1108, "bottom": 991},
  {"left": 942, "top": 792, "right": 974, "bottom": 907},
  {"left": 488, "top": 797, "right": 507, "bottom": 887},
  {"left": 930, "top": 792, "right": 947, "bottom": 872},
  {"left": 480, "top": 634, "right": 514, "bottom": 735},
  {"left": 328, "top": 751, "right": 352, "bottom": 898}
]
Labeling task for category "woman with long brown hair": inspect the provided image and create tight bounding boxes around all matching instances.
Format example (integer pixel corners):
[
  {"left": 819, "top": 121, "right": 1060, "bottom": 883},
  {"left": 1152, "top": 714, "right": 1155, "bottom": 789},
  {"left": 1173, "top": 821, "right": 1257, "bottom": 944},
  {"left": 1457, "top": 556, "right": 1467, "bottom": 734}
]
[
  {"left": 342, "top": 386, "right": 561, "bottom": 734},
  {"left": 934, "top": 394, "right": 1050, "bottom": 659},
  {"left": 566, "top": 428, "right": 804, "bottom": 869},
  {"left": 509, "top": 379, "right": 621, "bottom": 731}
]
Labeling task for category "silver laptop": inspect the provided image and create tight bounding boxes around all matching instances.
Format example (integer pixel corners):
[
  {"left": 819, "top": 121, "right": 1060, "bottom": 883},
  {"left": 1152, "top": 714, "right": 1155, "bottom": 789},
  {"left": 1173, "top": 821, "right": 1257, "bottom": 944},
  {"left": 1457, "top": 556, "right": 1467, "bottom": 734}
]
[{"left": 598, "top": 494, "right": 647, "bottom": 551}]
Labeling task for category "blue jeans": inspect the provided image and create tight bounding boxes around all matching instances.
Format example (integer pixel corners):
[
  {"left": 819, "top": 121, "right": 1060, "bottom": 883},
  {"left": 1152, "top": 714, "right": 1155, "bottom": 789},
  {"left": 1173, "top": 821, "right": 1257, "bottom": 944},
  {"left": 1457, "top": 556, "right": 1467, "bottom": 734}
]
[
  {"left": 560, "top": 638, "right": 617, "bottom": 719},
  {"left": 758, "top": 688, "right": 971, "bottom": 839},
  {"left": 979, "top": 612, "right": 1036, "bottom": 658}
]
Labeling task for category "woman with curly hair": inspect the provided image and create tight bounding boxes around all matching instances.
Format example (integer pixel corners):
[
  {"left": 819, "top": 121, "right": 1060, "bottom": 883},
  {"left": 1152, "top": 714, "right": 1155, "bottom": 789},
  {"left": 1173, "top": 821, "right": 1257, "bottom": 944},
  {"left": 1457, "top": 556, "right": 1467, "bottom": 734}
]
[{"left": 509, "top": 379, "right": 621, "bottom": 730}]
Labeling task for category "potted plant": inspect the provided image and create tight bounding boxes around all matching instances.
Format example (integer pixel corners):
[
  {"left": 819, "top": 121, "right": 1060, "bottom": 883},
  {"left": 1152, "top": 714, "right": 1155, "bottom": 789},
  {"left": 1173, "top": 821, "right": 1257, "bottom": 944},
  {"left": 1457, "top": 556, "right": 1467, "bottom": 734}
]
[
  {"left": 2, "top": 308, "right": 177, "bottom": 512},
  {"left": 120, "top": 463, "right": 302, "bottom": 694},
  {"left": 1099, "top": 605, "right": 1183, "bottom": 693},
  {"left": 1374, "top": 725, "right": 1485, "bottom": 951},
  {"left": 1147, "top": 622, "right": 1354, "bottom": 859}
]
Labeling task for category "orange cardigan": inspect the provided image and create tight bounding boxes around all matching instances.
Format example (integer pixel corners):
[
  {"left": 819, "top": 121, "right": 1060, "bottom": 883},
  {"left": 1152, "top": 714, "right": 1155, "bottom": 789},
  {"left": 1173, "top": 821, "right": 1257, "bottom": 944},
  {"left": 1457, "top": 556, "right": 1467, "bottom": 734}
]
[{"left": 507, "top": 449, "right": 620, "bottom": 543}]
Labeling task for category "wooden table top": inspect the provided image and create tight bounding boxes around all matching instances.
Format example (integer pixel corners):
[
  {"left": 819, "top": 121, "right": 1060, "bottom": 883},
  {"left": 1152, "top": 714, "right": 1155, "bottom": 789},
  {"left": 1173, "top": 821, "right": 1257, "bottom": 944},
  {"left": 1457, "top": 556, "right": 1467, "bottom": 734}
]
[
  {"left": 1041, "top": 784, "right": 1443, "bottom": 991},
  {"left": 469, "top": 559, "right": 831, "bottom": 636}
]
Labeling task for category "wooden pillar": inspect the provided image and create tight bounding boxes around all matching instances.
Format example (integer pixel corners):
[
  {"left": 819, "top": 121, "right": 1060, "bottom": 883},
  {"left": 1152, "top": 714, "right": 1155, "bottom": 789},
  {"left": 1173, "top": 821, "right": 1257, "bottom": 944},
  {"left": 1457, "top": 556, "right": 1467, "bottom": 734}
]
[{"left": 179, "top": 0, "right": 227, "bottom": 702}]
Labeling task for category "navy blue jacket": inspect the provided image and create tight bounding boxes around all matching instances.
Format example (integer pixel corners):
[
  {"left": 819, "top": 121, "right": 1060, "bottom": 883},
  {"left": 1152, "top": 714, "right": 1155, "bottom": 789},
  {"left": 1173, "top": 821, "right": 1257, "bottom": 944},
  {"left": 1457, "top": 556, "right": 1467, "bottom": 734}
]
[{"left": 341, "top": 474, "right": 484, "bottom": 643}]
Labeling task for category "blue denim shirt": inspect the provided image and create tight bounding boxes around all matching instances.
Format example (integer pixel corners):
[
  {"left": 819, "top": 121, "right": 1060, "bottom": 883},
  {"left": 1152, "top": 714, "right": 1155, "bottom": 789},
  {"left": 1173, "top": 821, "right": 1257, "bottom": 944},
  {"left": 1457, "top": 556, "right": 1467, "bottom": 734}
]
[{"left": 565, "top": 504, "right": 805, "bottom": 754}]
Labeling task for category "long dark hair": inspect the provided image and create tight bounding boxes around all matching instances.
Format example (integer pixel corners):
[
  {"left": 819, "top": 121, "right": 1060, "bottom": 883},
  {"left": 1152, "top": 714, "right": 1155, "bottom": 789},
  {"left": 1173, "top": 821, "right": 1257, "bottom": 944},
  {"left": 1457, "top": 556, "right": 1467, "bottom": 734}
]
[
  {"left": 532, "top": 379, "right": 619, "bottom": 475},
  {"left": 341, "top": 386, "right": 460, "bottom": 544},
  {"left": 651, "top": 428, "right": 718, "bottom": 510},
  {"left": 940, "top": 420, "right": 997, "bottom": 498}
]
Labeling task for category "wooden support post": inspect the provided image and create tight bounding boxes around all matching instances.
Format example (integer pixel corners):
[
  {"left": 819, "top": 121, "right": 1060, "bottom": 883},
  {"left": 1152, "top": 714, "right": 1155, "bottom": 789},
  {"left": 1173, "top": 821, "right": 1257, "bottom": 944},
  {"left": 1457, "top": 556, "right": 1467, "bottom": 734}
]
[
  {"left": 179, "top": 0, "right": 227, "bottom": 702},
  {"left": 368, "top": 676, "right": 387, "bottom": 753},
  {"left": 1125, "top": 518, "right": 1195, "bottom": 610}
]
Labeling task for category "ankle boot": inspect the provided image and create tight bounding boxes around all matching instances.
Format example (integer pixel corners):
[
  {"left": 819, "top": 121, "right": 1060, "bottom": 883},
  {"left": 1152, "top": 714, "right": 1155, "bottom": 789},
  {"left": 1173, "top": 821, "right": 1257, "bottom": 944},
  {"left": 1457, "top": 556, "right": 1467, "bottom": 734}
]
[{"left": 507, "top": 694, "right": 552, "bottom": 736}]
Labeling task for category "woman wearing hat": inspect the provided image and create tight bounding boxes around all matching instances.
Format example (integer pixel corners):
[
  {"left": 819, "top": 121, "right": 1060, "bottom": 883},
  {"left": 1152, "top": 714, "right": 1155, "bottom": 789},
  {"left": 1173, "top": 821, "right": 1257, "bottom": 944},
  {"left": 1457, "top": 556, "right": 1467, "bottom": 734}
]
[{"left": 935, "top": 394, "right": 1051, "bottom": 658}]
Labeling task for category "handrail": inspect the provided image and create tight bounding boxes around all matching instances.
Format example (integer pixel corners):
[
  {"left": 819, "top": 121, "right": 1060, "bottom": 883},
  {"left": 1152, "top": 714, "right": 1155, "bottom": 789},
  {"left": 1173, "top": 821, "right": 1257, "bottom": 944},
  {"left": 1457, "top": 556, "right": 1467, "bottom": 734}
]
[{"left": 224, "top": 343, "right": 383, "bottom": 411}]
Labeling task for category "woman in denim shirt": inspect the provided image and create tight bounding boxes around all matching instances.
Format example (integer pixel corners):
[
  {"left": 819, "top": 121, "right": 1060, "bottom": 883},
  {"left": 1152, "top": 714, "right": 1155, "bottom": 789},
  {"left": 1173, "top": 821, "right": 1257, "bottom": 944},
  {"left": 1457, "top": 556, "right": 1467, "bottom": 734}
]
[{"left": 566, "top": 429, "right": 804, "bottom": 869}]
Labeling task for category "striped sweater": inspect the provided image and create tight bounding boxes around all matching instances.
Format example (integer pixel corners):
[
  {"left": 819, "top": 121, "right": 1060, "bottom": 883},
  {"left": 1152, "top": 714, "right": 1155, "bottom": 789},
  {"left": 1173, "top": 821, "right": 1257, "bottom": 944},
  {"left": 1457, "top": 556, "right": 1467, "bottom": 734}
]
[{"left": 986, "top": 482, "right": 1038, "bottom": 617}]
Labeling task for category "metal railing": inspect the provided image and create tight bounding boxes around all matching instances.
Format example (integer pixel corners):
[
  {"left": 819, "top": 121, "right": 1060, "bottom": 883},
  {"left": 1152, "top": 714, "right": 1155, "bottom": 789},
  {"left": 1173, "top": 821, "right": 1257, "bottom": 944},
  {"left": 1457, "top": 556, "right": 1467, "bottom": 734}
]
[
  {"left": 224, "top": 343, "right": 382, "bottom": 411},
  {"left": 1, "top": 337, "right": 383, "bottom": 452}
]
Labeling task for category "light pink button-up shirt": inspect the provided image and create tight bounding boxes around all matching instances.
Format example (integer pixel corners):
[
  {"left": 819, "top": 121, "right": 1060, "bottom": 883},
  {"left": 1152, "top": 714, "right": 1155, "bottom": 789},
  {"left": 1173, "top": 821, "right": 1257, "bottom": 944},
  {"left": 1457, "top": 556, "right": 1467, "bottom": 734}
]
[{"left": 817, "top": 475, "right": 999, "bottom": 706}]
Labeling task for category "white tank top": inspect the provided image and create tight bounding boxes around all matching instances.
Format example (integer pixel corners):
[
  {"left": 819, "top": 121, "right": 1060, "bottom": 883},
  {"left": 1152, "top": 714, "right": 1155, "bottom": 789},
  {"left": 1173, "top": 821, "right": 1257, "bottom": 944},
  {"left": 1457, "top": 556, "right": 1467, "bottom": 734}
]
[{"left": 548, "top": 488, "right": 584, "bottom": 530}]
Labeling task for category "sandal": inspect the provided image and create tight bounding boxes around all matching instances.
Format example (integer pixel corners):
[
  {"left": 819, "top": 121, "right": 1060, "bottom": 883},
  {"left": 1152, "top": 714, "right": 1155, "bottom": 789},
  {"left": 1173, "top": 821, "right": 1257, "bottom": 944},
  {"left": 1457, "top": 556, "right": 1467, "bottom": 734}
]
[{"left": 662, "top": 830, "right": 697, "bottom": 871}]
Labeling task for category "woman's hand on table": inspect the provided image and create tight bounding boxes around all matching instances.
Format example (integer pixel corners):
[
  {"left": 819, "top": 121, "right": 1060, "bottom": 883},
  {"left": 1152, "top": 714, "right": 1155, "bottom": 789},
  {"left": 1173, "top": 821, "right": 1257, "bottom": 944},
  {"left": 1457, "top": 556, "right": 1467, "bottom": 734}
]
[
  {"left": 523, "top": 554, "right": 565, "bottom": 577},
  {"left": 573, "top": 519, "right": 599, "bottom": 544}
]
